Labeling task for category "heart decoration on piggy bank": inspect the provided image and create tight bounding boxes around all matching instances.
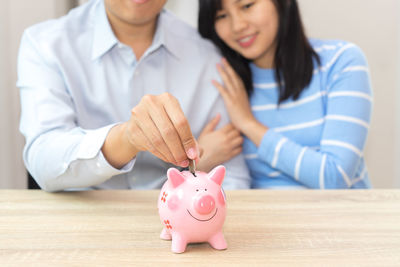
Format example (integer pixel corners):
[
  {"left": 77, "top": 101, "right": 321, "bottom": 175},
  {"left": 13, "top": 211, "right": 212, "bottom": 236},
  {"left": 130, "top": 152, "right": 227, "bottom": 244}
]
[{"left": 158, "top": 165, "right": 227, "bottom": 253}]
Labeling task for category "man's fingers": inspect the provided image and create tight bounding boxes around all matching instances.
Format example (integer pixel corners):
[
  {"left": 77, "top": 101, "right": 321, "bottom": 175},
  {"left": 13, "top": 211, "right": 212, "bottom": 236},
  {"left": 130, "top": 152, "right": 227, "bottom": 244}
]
[
  {"left": 134, "top": 93, "right": 199, "bottom": 166},
  {"left": 127, "top": 117, "right": 170, "bottom": 163},
  {"left": 147, "top": 143, "right": 170, "bottom": 163},
  {"left": 162, "top": 94, "right": 198, "bottom": 160},
  {"left": 143, "top": 95, "right": 189, "bottom": 166},
  {"left": 132, "top": 108, "right": 176, "bottom": 164}
]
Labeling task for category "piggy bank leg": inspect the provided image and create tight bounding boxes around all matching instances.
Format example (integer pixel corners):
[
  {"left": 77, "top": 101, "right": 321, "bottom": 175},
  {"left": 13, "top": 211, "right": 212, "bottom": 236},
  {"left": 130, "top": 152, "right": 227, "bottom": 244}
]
[
  {"left": 208, "top": 232, "right": 227, "bottom": 250},
  {"left": 160, "top": 227, "right": 172, "bottom": 240},
  {"left": 171, "top": 233, "right": 188, "bottom": 253}
]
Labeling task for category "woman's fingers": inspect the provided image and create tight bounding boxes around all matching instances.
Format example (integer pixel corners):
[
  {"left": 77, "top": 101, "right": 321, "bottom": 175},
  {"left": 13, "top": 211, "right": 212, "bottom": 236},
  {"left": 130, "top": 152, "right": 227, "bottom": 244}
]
[
  {"left": 212, "top": 79, "right": 230, "bottom": 101},
  {"left": 221, "top": 58, "right": 243, "bottom": 90},
  {"left": 220, "top": 123, "right": 241, "bottom": 137},
  {"left": 231, "top": 135, "right": 244, "bottom": 147},
  {"left": 219, "top": 123, "right": 235, "bottom": 134},
  {"left": 201, "top": 114, "right": 221, "bottom": 135},
  {"left": 231, "top": 146, "right": 243, "bottom": 157},
  {"left": 198, "top": 145, "right": 204, "bottom": 158},
  {"left": 225, "top": 127, "right": 244, "bottom": 147},
  {"left": 216, "top": 62, "right": 235, "bottom": 94},
  {"left": 227, "top": 129, "right": 242, "bottom": 141},
  {"left": 216, "top": 123, "right": 243, "bottom": 150}
]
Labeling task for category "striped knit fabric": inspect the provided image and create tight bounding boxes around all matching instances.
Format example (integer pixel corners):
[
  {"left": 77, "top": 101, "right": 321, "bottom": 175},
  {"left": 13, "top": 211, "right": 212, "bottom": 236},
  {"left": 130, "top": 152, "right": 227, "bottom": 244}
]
[{"left": 243, "top": 39, "right": 372, "bottom": 189}]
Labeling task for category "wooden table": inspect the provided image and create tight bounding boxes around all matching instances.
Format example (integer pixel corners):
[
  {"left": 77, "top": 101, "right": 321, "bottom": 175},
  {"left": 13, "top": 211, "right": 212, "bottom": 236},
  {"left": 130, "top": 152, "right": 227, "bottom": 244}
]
[{"left": 1, "top": 190, "right": 400, "bottom": 266}]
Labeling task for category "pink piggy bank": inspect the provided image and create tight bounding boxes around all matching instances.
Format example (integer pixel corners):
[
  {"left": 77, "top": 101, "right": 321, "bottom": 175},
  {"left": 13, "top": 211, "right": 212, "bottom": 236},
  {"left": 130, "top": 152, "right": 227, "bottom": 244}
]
[{"left": 158, "top": 165, "right": 227, "bottom": 253}]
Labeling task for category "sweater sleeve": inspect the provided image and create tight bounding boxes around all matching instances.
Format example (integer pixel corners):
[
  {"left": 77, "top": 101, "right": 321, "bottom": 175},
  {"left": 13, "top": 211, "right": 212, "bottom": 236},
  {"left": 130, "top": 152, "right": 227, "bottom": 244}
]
[{"left": 256, "top": 44, "right": 372, "bottom": 189}]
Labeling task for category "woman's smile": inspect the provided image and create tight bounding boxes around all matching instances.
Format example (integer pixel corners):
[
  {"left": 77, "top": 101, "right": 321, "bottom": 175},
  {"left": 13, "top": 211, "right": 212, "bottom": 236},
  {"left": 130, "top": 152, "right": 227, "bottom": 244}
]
[
  {"left": 237, "top": 33, "right": 258, "bottom": 48},
  {"left": 214, "top": 0, "right": 279, "bottom": 68}
]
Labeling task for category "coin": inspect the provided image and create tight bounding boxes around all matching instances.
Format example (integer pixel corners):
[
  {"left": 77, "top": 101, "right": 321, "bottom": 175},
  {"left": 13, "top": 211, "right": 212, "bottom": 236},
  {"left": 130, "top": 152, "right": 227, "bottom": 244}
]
[{"left": 189, "top": 159, "right": 196, "bottom": 177}]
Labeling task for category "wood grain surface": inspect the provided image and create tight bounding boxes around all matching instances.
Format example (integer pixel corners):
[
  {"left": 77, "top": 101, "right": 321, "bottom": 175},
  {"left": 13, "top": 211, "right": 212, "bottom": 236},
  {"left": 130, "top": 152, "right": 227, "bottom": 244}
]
[{"left": 1, "top": 190, "right": 400, "bottom": 266}]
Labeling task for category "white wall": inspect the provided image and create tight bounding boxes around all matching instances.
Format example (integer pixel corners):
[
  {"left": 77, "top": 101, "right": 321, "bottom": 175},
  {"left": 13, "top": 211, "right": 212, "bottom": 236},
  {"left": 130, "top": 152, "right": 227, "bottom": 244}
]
[
  {"left": 0, "top": 0, "right": 26, "bottom": 189},
  {"left": 165, "top": 0, "right": 198, "bottom": 27},
  {"left": 0, "top": 0, "right": 15, "bottom": 188},
  {"left": 396, "top": 0, "right": 400, "bottom": 188},
  {"left": 0, "top": 0, "right": 73, "bottom": 188}
]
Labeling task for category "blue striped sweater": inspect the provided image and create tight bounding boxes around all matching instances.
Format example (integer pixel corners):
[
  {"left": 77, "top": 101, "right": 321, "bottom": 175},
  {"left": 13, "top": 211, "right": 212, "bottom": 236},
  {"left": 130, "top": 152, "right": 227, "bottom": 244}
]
[{"left": 243, "top": 39, "right": 372, "bottom": 189}]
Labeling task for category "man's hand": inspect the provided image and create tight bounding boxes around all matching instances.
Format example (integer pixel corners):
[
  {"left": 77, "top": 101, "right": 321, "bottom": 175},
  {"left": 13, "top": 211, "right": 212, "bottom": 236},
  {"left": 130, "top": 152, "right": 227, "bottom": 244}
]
[{"left": 102, "top": 93, "right": 199, "bottom": 169}]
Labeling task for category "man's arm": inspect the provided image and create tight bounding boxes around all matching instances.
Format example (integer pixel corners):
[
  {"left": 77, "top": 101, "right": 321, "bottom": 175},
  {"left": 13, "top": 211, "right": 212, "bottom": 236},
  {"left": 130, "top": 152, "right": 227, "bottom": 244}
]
[
  {"left": 19, "top": 30, "right": 201, "bottom": 192},
  {"left": 18, "top": 31, "right": 137, "bottom": 192},
  {"left": 101, "top": 93, "right": 200, "bottom": 170}
]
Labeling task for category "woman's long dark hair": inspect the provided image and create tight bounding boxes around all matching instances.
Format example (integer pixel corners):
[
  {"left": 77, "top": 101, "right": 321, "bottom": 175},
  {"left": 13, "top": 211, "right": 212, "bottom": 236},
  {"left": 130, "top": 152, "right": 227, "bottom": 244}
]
[{"left": 198, "top": 0, "right": 320, "bottom": 103}]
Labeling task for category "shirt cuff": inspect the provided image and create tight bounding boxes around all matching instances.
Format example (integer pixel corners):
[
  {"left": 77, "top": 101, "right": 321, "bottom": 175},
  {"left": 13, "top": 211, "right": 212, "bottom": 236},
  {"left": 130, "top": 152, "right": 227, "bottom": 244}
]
[
  {"left": 94, "top": 149, "right": 135, "bottom": 177},
  {"left": 76, "top": 124, "right": 117, "bottom": 159},
  {"left": 76, "top": 123, "right": 136, "bottom": 175}
]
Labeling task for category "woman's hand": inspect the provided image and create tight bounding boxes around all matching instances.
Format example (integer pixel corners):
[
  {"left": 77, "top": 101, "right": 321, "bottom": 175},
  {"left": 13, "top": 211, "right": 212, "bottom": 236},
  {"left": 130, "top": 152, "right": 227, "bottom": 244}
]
[
  {"left": 213, "top": 58, "right": 256, "bottom": 132},
  {"left": 213, "top": 58, "right": 268, "bottom": 146},
  {"left": 197, "top": 114, "right": 243, "bottom": 172}
]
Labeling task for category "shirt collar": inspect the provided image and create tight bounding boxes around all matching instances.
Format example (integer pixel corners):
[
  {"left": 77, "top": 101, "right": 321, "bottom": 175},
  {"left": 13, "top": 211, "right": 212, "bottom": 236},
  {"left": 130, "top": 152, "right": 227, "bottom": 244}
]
[
  {"left": 92, "top": 5, "right": 181, "bottom": 61},
  {"left": 152, "top": 10, "right": 181, "bottom": 60},
  {"left": 91, "top": 0, "right": 118, "bottom": 60}
]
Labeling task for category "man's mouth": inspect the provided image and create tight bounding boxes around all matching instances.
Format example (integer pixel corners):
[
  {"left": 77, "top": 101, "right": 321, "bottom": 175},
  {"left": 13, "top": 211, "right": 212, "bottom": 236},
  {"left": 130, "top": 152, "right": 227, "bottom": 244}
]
[{"left": 131, "top": 0, "right": 150, "bottom": 4}]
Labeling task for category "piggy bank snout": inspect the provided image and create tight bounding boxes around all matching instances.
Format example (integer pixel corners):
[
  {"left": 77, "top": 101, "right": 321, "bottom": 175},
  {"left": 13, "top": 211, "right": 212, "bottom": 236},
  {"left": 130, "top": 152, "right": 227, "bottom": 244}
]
[{"left": 194, "top": 194, "right": 215, "bottom": 215}]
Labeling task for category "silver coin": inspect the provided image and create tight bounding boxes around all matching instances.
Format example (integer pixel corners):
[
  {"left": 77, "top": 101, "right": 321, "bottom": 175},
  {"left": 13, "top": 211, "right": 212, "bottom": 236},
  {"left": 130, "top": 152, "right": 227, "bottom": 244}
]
[{"left": 189, "top": 159, "right": 196, "bottom": 176}]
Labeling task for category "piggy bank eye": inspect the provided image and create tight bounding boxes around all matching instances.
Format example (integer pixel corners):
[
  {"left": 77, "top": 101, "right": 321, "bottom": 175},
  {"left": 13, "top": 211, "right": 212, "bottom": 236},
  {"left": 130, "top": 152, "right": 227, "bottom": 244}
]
[
  {"left": 205, "top": 189, "right": 207, "bottom": 191},
  {"left": 196, "top": 189, "right": 199, "bottom": 192}
]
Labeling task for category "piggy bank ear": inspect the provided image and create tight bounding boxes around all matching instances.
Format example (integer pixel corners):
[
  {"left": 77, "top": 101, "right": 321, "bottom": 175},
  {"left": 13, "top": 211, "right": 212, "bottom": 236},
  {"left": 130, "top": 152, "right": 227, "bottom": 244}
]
[
  {"left": 167, "top": 168, "right": 185, "bottom": 188},
  {"left": 208, "top": 165, "right": 226, "bottom": 186}
]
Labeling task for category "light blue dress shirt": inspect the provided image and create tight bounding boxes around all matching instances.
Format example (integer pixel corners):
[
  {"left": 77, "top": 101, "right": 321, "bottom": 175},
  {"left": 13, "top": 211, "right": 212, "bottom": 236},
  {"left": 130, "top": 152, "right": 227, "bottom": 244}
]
[{"left": 17, "top": 0, "right": 250, "bottom": 191}]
